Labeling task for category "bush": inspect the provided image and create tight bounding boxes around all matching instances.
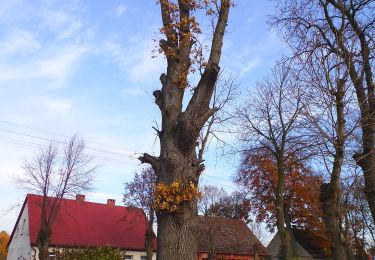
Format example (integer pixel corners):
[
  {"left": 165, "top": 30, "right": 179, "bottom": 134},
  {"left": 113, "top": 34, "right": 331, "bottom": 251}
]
[{"left": 52, "top": 246, "right": 124, "bottom": 260}]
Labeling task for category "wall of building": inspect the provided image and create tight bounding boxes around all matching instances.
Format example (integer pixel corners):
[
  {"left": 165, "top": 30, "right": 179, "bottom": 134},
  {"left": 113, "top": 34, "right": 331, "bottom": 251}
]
[
  {"left": 7, "top": 202, "right": 33, "bottom": 260},
  {"left": 125, "top": 250, "right": 156, "bottom": 260}
]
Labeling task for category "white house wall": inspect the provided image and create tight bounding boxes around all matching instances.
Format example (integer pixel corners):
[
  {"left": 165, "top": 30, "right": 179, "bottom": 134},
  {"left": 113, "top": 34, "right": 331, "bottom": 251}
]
[
  {"left": 125, "top": 250, "right": 156, "bottom": 260},
  {"left": 7, "top": 202, "right": 33, "bottom": 260}
]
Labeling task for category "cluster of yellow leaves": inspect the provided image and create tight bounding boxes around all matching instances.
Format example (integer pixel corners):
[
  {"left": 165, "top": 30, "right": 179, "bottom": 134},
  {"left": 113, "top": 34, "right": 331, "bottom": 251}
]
[
  {"left": 154, "top": 180, "right": 202, "bottom": 212},
  {"left": 0, "top": 231, "right": 9, "bottom": 260}
]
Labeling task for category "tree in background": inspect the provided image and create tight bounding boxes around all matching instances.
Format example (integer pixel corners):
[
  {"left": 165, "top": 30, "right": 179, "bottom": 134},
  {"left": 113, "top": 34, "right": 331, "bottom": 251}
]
[
  {"left": 341, "top": 174, "right": 375, "bottom": 259},
  {"left": 0, "top": 231, "right": 9, "bottom": 260},
  {"left": 15, "top": 135, "right": 95, "bottom": 260},
  {"left": 272, "top": 0, "right": 375, "bottom": 257},
  {"left": 138, "top": 1, "right": 231, "bottom": 259},
  {"left": 207, "top": 191, "right": 251, "bottom": 223},
  {"left": 236, "top": 149, "right": 325, "bottom": 234},
  {"left": 273, "top": 0, "right": 375, "bottom": 227},
  {"left": 198, "top": 185, "right": 227, "bottom": 216},
  {"left": 236, "top": 64, "right": 309, "bottom": 260},
  {"left": 123, "top": 167, "right": 156, "bottom": 260},
  {"left": 288, "top": 45, "right": 359, "bottom": 259},
  {"left": 198, "top": 185, "right": 251, "bottom": 260},
  {"left": 198, "top": 185, "right": 227, "bottom": 260}
]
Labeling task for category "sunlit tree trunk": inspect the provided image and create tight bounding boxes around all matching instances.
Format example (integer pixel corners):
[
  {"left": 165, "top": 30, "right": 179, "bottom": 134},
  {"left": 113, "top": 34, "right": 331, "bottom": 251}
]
[{"left": 139, "top": 1, "right": 231, "bottom": 259}]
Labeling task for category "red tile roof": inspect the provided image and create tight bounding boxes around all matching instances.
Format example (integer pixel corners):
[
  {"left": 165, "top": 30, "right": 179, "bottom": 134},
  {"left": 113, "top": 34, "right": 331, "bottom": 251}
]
[{"left": 25, "top": 194, "right": 155, "bottom": 251}]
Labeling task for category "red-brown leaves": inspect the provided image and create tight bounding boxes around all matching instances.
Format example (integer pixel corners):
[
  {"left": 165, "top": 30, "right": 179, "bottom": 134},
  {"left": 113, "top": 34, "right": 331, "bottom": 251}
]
[{"left": 236, "top": 149, "right": 325, "bottom": 233}]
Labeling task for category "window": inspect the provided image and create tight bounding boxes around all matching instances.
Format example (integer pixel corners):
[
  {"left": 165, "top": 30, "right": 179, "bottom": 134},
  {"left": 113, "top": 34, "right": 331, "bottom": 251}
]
[
  {"left": 141, "top": 257, "right": 148, "bottom": 260},
  {"left": 124, "top": 255, "right": 133, "bottom": 260}
]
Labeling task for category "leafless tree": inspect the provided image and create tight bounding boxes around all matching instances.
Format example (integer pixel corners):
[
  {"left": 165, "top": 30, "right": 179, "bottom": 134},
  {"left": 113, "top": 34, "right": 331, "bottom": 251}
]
[
  {"left": 197, "top": 185, "right": 227, "bottom": 260},
  {"left": 123, "top": 167, "right": 156, "bottom": 260},
  {"left": 197, "top": 74, "right": 238, "bottom": 161},
  {"left": 341, "top": 172, "right": 375, "bottom": 258},
  {"left": 138, "top": 1, "right": 231, "bottom": 259},
  {"left": 198, "top": 185, "right": 253, "bottom": 260},
  {"left": 297, "top": 47, "right": 359, "bottom": 259},
  {"left": 272, "top": 0, "right": 375, "bottom": 226},
  {"left": 15, "top": 135, "right": 95, "bottom": 260},
  {"left": 236, "top": 64, "right": 309, "bottom": 260},
  {"left": 198, "top": 185, "right": 227, "bottom": 216}
]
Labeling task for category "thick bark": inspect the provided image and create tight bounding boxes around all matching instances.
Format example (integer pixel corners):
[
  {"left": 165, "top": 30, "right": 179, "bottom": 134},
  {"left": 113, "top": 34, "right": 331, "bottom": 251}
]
[
  {"left": 156, "top": 192, "right": 198, "bottom": 260},
  {"left": 140, "top": 1, "right": 230, "bottom": 259}
]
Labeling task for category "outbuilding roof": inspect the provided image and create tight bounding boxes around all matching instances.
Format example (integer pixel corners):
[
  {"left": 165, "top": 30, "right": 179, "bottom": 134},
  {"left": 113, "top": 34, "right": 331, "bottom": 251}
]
[{"left": 197, "top": 216, "right": 269, "bottom": 256}]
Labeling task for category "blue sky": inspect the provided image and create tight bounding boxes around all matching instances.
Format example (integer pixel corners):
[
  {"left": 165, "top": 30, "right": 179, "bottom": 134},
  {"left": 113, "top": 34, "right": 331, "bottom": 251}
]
[{"left": 0, "top": 0, "right": 287, "bottom": 242}]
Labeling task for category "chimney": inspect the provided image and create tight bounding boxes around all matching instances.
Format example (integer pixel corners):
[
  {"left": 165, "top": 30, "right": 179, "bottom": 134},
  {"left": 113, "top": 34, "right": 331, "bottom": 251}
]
[
  {"left": 107, "top": 199, "right": 115, "bottom": 206},
  {"left": 76, "top": 194, "right": 85, "bottom": 201}
]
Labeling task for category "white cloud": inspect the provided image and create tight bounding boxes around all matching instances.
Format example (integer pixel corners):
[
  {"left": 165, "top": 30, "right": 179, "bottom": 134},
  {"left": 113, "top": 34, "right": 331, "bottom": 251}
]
[
  {"left": 0, "top": 45, "right": 87, "bottom": 86},
  {"left": 39, "top": 2, "right": 84, "bottom": 41},
  {"left": 239, "top": 58, "right": 261, "bottom": 78},
  {"left": 115, "top": 4, "right": 127, "bottom": 18},
  {"left": 224, "top": 29, "right": 285, "bottom": 78},
  {"left": 103, "top": 38, "right": 164, "bottom": 83},
  {"left": 38, "top": 96, "right": 73, "bottom": 112},
  {"left": 0, "top": 29, "right": 41, "bottom": 55}
]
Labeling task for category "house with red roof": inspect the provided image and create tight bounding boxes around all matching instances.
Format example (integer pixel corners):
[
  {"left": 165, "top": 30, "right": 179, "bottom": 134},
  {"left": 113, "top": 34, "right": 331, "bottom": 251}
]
[{"left": 6, "top": 194, "right": 156, "bottom": 260}]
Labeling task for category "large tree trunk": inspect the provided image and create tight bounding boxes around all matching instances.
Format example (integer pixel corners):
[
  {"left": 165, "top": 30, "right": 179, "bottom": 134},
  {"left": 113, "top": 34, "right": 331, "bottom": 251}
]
[
  {"left": 155, "top": 153, "right": 199, "bottom": 260},
  {"left": 139, "top": 1, "right": 230, "bottom": 260},
  {"left": 320, "top": 79, "right": 354, "bottom": 260}
]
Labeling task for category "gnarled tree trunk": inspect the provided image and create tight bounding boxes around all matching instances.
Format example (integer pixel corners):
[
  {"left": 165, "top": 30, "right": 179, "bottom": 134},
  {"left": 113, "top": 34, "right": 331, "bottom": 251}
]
[{"left": 139, "top": 1, "right": 231, "bottom": 259}]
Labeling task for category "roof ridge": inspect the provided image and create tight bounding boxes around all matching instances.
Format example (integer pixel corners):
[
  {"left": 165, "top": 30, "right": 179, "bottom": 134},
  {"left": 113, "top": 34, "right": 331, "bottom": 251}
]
[{"left": 27, "top": 193, "right": 141, "bottom": 210}]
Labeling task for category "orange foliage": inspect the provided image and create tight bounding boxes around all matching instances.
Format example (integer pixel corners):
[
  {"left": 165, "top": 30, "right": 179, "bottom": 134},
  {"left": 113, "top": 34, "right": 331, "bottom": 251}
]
[
  {"left": 236, "top": 149, "right": 325, "bottom": 233},
  {"left": 154, "top": 180, "right": 202, "bottom": 212},
  {"left": 0, "top": 231, "right": 9, "bottom": 260}
]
